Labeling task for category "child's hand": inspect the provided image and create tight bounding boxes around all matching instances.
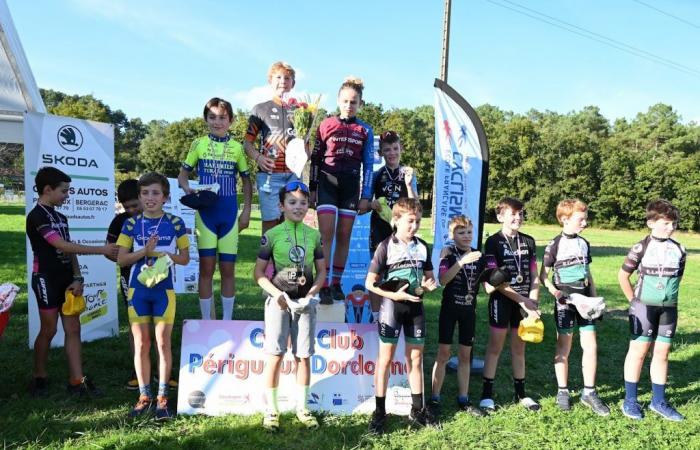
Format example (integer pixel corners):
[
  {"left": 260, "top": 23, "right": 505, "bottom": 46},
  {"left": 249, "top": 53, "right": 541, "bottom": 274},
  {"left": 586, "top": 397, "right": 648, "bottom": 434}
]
[
  {"left": 276, "top": 292, "right": 289, "bottom": 310},
  {"left": 238, "top": 209, "right": 251, "bottom": 232},
  {"left": 102, "top": 243, "right": 119, "bottom": 259},
  {"left": 403, "top": 167, "right": 414, "bottom": 184},
  {"left": 393, "top": 284, "right": 420, "bottom": 302},
  {"left": 459, "top": 251, "right": 482, "bottom": 266},
  {"left": 67, "top": 280, "right": 84, "bottom": 296},
  {"left": 357, "top": 199, "right": 370, "bottom": 214},
  {"left": 520, "top": 297, "right": 541, "bottom": 318},
  {"left": 371, "top": 199, "right": 381, "bottom": 211},
  {"left": 145, "top": 235, "right": 158, "bottom": 255},
  {"left": 257, "top": 154, "right": 276, "bottom": 172},
  {"left": 421, "top": 276, "right": 438, "bottom": 292}
]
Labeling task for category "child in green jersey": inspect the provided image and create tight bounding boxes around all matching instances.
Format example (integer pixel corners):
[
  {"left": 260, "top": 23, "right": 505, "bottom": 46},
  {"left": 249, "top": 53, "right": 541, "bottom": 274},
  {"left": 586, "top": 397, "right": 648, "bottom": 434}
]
[{"left": 254, "top": 181, "right": 326, "bottom": 432}]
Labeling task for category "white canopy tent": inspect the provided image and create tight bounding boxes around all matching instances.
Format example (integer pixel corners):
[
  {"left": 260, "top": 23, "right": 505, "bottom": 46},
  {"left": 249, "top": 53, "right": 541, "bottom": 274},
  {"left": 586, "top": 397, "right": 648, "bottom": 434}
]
[{"left": 0, "top": 0, "right": 45, "bottom": 144}]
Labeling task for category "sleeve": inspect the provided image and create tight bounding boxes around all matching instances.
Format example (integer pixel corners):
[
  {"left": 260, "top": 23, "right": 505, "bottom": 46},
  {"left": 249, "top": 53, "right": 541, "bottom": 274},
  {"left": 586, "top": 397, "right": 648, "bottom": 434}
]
[
  {"left": 484, "top": 254, "right": 498, "bottom": 270},
  {"left": 677, "top": 243, "right": 686, "bottom": 277},
  {"left": 583, "top": 237, "right": 593, "bottom": 264},
  {"left": 621, "top": 239, "right": 645, "bottom": 273},
  {"left": 236, "top": 143, "right": 250, "bottom": 177},
  {"left": 313, "top": 231, "right": 324, "bottom": 260},
  {"left": 542, "top": 238, "right": 557, "bottom": 268},
  {"left": 116, "top": 218, "right": 135, "bottom": 248},
  {"left": 371, "top": 169, "right": 381, "bottom": 200},
  {"left": 245, "top": 106, "right": 264, "bottom": 143},
  {"left": 423, "top": 246, "right": 434, "bottom": 272},
  {"left": 438, "top": 251, "right": 455, "bottom": 278},
  {"left": 106, "top": 215, "right": 122, "bottom": 244},
  {"left": 172, "top": 216, "right": 190, "bottom": 250},
  {"left": 528, "top": 237, "right": 537, "bottom": 275},
  {"left": 360, "top": 124, "right": 375, "bottom": 199},
  {"left": 484, "top": 236, "right": 499, "bottom": 265},
  {"left": 309, "top": 121, "right": 325, "bottom": 191},
  {"left": 368, "top": 240, "right": 387, "bottom": 274},
  {"left": 31, "top": 211, "right": 61, "bottom": 244},
  {"left": 182, "top": 138, "right": 200, "bottom": 171},
  {"left": 257, "top": 233, "right": 273, "bottom": 261}
]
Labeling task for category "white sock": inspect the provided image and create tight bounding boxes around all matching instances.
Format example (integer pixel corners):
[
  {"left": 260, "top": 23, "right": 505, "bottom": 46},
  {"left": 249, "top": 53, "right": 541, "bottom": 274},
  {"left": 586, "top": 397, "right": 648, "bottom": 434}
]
[
  {"left": 199, "top": 297, "right": 212, "bottom": 320},
  {"left": 266, "top": 387, "right": 279, "bottom": 413},
  {"left": 297, "top": 384, "right": 310, "bottom": 412},
  {"left": 222, "top": 295, "right": 235, "bottom": 320}
]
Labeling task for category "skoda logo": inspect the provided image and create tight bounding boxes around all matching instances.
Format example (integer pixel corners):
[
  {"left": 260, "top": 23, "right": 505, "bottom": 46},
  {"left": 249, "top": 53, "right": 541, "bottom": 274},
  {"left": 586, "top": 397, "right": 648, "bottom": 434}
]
[{"left": 57, "top": 125, "right": 83, "bottom": 152}]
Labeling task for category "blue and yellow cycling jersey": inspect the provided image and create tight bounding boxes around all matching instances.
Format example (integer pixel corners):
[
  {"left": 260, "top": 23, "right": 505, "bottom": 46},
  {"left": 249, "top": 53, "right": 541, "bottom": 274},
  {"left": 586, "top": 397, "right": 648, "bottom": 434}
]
[
  {"left": 116, "top": 213, "right": 190, "bottom": 289},
  {"left": 182, "top": 134, "right": 250, "bottom": 197}
]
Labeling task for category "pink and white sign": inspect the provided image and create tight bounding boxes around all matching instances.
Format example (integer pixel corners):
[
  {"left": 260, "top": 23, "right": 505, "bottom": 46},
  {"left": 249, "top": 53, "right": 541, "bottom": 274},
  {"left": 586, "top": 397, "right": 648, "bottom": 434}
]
[{"left": 177, "top": 320, "right": 412, "bottom": 416}]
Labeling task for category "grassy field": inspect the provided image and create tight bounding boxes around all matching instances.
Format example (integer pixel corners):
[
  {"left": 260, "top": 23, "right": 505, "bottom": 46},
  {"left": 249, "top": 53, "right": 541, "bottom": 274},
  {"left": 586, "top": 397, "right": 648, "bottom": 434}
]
[{"left": 1, "top": 203, "right": 699, "bottom": 449}]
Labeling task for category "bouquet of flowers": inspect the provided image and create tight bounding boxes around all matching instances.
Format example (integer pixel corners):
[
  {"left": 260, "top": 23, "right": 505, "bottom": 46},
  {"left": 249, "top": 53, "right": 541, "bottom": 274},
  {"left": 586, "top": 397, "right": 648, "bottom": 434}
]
[
  {"left": 284, "top": 94, "right": 322, "bottom": 177},
  {"left": 288, "top": 95, "right": 321, "bottom": 141}
]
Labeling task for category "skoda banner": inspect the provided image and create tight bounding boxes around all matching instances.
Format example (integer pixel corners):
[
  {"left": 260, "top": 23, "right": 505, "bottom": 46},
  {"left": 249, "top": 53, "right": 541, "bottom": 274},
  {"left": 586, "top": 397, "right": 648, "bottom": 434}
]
[
  {"left": 177, "top": 320, "right": 412, "bottom": 416},
  {"left": 24, "top": 112, "right": 118, "bottom": 348}
]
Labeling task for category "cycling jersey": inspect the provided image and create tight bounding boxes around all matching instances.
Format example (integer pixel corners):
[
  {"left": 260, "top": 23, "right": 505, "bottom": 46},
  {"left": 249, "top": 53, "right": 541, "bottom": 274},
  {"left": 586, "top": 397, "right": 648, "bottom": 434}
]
[
  {"left": 245, "top": 98, "right": 295, "bottom": 174},
  {"left": 484, "top": 231, "right": 537, "bottom": 298},
  {"left": 484, "top": 231, "right": 536, "bottom": 329},
  {"left": 621, "top": 236, "right": 686, "bottom": 306},
  {"left": 370, "top": 165, "right": 418, "bottom": 251},
  {"left": 182, "top": 134, "right": 250, "bottom": 197},
  {"left": 26, "top": 204, "right": 73, "bottom": 276},
  {"left": 117, "top": 213, "right": 190, "bottom": 290},
  {"left": 310, "top": 116, "right": 374, "bottom": 199},
  {"left": 543, "top": 233, "right": 592, "bottom": 286},
  {"left": 439, "top": 246, "right": 496, "bottom": 307},
  {"left": 369, "top": 234, "right": 433, "bottom": 297},
  {"left": 257, "top": 219, "right": 324, "bottom": 299}
]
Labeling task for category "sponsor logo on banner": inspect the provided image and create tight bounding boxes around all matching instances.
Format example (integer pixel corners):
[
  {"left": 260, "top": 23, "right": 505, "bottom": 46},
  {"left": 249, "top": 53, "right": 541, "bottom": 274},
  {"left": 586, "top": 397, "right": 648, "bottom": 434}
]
[
  {"left": 57, "top": 125, "right": 83, "bottom": 151},
  {"left": 177, "top": 320, "right": 411, "bottom": 416}
]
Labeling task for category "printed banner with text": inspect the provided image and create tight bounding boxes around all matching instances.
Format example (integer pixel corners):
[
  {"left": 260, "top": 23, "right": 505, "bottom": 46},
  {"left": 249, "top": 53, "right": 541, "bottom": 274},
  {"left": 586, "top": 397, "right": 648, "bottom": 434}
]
[
  {"left": 177, "top": 320, "right": 412, "bottom": 416},
  {"left": 24, "top": 111, "right": 117, "bottom": 348}
]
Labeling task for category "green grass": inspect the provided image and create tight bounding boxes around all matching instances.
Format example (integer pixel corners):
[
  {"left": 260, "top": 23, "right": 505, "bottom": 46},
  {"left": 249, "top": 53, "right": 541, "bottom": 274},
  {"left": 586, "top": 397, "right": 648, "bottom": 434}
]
[{"left": 2, "top": 204, "right": 700, "bottom": 449}]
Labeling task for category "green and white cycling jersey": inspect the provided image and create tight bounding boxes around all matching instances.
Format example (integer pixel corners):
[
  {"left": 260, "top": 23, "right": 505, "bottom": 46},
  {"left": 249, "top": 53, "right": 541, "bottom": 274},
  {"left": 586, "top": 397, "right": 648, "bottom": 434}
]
[
  {"left": 621, "top": 235, "right": 686, "bottom": 306},
  {"left": 369, "top": 234, "right": 433, "bottom": 296},
  {"left": 543, "top": 233, "right": 592, "bottom": 285},
  {"left": 257, "top": 219, "right": 323, "bottom": 299}
]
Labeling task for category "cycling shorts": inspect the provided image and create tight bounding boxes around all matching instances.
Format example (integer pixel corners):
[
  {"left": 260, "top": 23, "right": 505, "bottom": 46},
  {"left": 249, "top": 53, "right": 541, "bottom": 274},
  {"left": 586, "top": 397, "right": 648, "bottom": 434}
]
[
  {"left": 438, "top": 303, "right": 475, "bottom": 346},
  {"left": 378, "top": 297, "right": 425, "bottom": 345},
  {"left": 32, "top": 272, "right": 73, "bottom": 311},
  {"left": 195, "top": 195, "right": 238, "bottom": 262},
  {"left": 127, "top": 287, "right": 176, "bottom": 325},
  {"left": 629, "top": 300, "right": 677, "bottom": 343}
]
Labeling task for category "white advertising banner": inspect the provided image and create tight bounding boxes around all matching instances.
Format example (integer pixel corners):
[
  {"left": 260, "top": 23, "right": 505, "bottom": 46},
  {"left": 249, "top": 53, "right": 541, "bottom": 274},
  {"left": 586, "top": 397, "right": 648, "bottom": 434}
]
[
  {"left": 432, "top": 79, "right": 490, "bottom": 271},
  {"left": 24, "top": 112, "right": 117, "bottom": 348},
  {"left": 177, "top": 320, "right": 412, "bottom": 416},
  {"left": 164, "top": 178, "right": 198, "bottom": 294}
]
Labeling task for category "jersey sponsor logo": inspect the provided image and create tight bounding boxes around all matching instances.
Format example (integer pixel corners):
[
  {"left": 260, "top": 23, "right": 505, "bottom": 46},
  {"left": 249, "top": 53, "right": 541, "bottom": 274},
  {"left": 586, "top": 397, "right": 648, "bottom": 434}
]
[
  {"left": 289, "top": 245, "right": 306, "bottom": 263},
  {"left": 260, "top": 235, "right": 268, "bottom": 246},
  {"left": 57, "top": 125, "right": 83, "bottom": 151}
]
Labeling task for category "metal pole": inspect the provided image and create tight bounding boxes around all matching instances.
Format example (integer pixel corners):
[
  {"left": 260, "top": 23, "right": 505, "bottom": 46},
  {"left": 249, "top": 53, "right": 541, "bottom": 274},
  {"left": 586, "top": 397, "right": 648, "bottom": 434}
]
[{"left": 440, "top": 0, "right": 452, "bottom": 82}]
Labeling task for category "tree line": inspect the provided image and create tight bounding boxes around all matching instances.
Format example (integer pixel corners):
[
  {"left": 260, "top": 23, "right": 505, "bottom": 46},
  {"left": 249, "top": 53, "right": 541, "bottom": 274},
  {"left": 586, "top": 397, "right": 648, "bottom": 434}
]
[{"left": 36, "top": 89, "right": 700, "bottom": 231}]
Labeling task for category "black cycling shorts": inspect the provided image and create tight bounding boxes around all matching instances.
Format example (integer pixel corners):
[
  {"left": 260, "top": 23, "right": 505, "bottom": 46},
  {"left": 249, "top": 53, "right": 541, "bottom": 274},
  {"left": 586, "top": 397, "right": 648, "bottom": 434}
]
[
  {"left": 555, "top": 282, "right": 596, "bottom": 332},
  {"left": 317, "top": 170, "right": 361, "bottom": 212},
  {"left": 438, "top": 303, "right": 475, "bottom": 346},
  {"left": 32, "top": 272, "right": 73, "bottom": 311},
  {"left": 488, "top": 295, "right": 525, "bottom": 329},
  {"left": 629, "top": 301, "right": 677, "bottom": 343},
  {"left": 378, "top": 297, "right": 425, "bottom": 344}
]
